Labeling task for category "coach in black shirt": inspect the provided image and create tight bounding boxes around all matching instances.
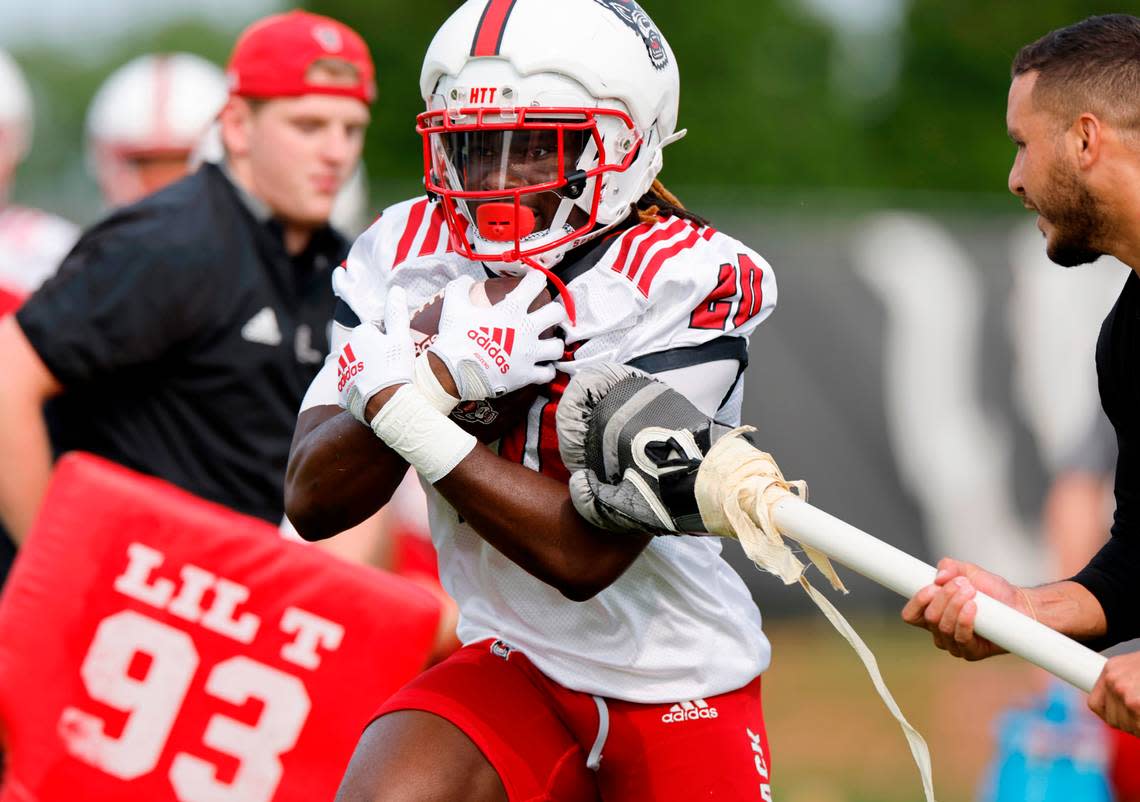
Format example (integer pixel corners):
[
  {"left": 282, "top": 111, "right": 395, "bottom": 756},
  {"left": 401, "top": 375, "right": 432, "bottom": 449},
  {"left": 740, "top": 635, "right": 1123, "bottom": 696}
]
[
  {"left": 0, "top": 12, "right": 374, "bottom": 564},
  {"left": 901, "top": 15, "right": 1140, "bottom": 737}
]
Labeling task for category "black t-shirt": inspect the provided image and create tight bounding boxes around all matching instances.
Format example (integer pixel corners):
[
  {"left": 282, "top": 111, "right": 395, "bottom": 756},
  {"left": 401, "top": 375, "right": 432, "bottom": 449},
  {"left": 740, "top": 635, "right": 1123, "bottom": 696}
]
[
  {"left": 16, "top": 164, "right": 347, "bottom": 524},
  {"left": 1072, "top": 270, "right": 1140, "bottom": 646}
]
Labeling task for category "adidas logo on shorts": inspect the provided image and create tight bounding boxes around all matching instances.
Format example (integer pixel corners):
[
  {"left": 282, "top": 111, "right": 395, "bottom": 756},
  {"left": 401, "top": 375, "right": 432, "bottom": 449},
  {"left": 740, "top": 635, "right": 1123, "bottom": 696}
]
[{"left": 661, "top": 698, "right": 719, "bottom": 724}]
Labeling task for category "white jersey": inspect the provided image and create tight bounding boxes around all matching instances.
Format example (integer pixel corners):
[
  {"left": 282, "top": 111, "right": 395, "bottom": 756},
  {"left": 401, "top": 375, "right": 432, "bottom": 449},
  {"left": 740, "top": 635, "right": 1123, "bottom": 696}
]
[
  {"left": 314, "top": 197, "right": 778, "bottom": 703},
  {"left": 0, "top": 205, "right": 79, "bottom": 300}
]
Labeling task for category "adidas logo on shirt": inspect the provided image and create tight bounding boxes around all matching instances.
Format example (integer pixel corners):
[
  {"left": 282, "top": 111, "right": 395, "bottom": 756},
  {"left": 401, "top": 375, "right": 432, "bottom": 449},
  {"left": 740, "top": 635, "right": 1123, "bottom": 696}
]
[
  {"left": 660, "top": 698, "right": 719, "bottom": 724},
  {"left": 466, "top": 326, "right": 515, "bottom": 374},
  {"left": 337, "top": 343, "right": 364, "bottom": 392},
  {"left": 241, "top": 306, "right": 282, "bottom": 346}
]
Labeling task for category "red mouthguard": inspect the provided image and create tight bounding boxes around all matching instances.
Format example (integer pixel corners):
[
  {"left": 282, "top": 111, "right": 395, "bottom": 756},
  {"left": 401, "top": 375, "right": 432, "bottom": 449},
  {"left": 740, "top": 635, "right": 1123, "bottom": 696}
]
[{"left": 476, "top": 202, "right": 536, "bottom": 242}]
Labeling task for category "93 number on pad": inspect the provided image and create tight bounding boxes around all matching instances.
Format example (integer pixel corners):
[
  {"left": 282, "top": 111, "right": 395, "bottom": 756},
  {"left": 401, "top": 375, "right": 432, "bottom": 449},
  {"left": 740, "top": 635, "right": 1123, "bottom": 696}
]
[{"left": 58, "top": 543, "right": 345, "bottom": 802}]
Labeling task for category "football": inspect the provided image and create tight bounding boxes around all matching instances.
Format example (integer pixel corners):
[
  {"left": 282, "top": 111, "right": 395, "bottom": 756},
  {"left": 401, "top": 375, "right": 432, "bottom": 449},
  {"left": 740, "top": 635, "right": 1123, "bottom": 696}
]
[{"left": 410, "top": 275, "right": 556, "bottom": 443}]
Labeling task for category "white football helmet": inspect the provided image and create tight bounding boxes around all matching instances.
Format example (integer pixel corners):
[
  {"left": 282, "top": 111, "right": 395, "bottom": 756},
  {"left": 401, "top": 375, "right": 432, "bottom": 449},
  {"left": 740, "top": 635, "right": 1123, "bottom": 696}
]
[
  {"left": 86, "top": 53, "right": 228, "bottom": 207},
  {"left": 0, "top": 49, "right": 33, "bottom": 174},
  {"left": 418, "top": 0, "right": 683, "bottom": 297}
]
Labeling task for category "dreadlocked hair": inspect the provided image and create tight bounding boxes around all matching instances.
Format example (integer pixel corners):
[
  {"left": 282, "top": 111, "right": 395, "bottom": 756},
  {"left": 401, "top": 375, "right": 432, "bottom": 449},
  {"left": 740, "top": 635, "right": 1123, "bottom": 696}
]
[{"left": 634, "top": 180, "right": 709, "bottom": 227}]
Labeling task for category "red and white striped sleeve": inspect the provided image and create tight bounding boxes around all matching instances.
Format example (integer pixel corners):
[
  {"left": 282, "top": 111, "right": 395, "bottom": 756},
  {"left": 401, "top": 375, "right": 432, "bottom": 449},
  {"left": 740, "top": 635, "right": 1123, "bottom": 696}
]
[
  {"left": 601, "top": 219, "right": 776, "bottom": 351},
  {"left": 599, "top": 219, "right": 777, "bottom": 420},
  {"left": 331, "top": 196, "right": 458, "bottom": 323}
]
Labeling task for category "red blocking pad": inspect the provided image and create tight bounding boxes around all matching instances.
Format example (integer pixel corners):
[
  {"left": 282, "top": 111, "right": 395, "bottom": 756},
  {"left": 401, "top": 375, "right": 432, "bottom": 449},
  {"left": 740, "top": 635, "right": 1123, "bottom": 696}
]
[{"left": 0, "top": 453, "right": 440, "bottom": 802}]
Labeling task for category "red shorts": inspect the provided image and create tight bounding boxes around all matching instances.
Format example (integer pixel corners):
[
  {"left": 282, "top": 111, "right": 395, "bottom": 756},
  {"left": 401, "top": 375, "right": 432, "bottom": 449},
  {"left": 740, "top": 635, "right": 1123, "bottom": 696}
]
[{"left": 374, "top": 639, "right": 774, "bottom": 802}]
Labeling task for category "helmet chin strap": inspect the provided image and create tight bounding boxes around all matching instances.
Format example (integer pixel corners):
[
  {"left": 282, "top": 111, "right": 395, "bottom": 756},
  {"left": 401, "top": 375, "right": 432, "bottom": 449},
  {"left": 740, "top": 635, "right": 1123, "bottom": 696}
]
[
  {"left": 513, "top": 202, "right": 643, "bottom": 327},
  {"left": 520, "top": 254, "right": 576, "bottom": 325}
]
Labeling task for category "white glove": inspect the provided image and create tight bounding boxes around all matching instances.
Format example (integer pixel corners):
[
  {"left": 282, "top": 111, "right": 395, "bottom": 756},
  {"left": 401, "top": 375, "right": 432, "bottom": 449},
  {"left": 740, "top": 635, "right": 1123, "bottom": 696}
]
[
  {"left": 428, "top": 271, "right": 568, "bottom": 400},
  {"left": 337, "top": 287, "right": 415, "bottom": 425}
]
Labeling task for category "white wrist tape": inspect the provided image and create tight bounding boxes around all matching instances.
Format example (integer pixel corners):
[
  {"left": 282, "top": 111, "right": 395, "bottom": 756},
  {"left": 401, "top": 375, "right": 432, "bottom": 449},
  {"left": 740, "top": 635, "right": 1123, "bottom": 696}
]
[
  {"left": 369, "top": 384, "right": 476, "bottom": 484},
  {"left": 412, "top": 354, "right": 461, "bottom": 415}
]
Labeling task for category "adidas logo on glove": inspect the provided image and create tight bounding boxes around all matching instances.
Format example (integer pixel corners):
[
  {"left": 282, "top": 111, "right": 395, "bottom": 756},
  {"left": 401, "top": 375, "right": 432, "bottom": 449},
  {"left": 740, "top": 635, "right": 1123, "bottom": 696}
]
[
  {"left": 466, "top": 326, "right": 515, "bottom": 374},
  {"left": 661, "top": 698, "right": 719, "bottom": 724},
  {"left": 337, "top": 343, "right": 365, "bottom": 392}
]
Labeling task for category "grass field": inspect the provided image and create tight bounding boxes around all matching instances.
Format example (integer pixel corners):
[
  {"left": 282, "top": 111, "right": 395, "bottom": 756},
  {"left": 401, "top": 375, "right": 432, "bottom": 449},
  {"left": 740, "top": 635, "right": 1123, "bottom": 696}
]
[{"left": 761, "top": 615, "right": 1044, "bottom": 802}]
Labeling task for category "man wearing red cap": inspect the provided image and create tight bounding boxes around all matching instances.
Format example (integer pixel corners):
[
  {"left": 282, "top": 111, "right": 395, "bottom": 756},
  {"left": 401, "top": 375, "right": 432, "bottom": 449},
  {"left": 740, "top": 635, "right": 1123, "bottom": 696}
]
[{"left": 0, "top": 11, "right": 374, "bottom": 582}]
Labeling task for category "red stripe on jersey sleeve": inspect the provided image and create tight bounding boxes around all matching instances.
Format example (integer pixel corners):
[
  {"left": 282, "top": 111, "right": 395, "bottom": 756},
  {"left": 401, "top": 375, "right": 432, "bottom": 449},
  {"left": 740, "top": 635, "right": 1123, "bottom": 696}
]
[
  {"left": 393, "top": 199, "right": 429, "bottom": 268},
  {"left": 624, "top": 218, "right": 687, "bottom": 281},
  {"left": 610, "top": 222, "right": 656, "bottom": 276},
  {"left": 700, "top": 226, "right": 718, "bottom": 241},
  {"left": 636, "top": 226, "right": 702, "bottom": 297},
  {"left": 417, "top": 204, "right": 446, "bottom": 257}
]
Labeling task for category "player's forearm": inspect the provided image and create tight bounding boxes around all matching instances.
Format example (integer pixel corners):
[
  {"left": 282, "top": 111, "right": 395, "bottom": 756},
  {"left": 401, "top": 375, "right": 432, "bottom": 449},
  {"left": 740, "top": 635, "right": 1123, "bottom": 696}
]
[
  {"left": 284, "top": 406, "right": 407, "bottom": 540},
  {"left": 0, "top": 396, "right": 53, "bottom": 543},
  {"left": 435, "top": 445, "right": 651, "bottom": 601},
  {"left": 1024, "top": 581, "right": 1107, "bottom": 642}
]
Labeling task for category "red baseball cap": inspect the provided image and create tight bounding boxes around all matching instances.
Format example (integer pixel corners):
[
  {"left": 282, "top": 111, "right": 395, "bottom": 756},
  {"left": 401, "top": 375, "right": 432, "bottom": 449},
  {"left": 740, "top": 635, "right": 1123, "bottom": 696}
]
[{"left": 226, "top": 10, "right": 375, "bottom": 104}]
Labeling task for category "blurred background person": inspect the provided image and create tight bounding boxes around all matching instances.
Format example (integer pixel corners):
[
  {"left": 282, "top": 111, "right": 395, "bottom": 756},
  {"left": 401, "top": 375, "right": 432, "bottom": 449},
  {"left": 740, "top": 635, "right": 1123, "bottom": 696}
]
[
  {"left": 0, "top": 48, "right": 77, "bottom": 315},
  {"left": 0, "top": 10, "right": 373, "bottom": 587},
  {"left": 980, "top": 413, "right": 1124, "bottom": 802},
  {"left": 1047, "top": 415, "right": 1140, "bottom": 802},
  {"left": 971, "top": 407, "right": 1140, "bottom": 802},
  {"left": 85, "top": 52, "right": 227, "bottom": 209},
  {"left": 1044, "top": 416, "right": 1117, "bottom": 592}
]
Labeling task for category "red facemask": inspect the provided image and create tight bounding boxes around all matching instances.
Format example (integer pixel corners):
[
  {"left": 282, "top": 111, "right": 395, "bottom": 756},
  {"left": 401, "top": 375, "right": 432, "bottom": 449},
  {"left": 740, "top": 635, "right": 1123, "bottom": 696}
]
[{"left": 417, "top": 105, "right": 642, "bottom": 324}]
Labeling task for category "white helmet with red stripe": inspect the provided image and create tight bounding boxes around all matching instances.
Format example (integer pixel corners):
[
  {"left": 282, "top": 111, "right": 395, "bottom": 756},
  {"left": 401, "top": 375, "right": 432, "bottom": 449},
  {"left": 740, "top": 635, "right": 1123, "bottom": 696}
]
[
  {"left": 86, "top": 53, "right": 227, "bottom": 207},
  {"left": 418, "top": 0, "right": 683, "bottom": 282},
  {"left": 0, "top": 48, "right": 33, "bottom": 170}
]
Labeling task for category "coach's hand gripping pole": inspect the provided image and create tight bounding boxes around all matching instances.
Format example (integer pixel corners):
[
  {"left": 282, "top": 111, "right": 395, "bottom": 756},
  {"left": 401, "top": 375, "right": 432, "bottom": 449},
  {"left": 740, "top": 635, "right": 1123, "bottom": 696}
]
[
  {"left": 695, "top": 428, "right": 1107, "bottom": 694},
  {"left": 769, "top": 497, "right": 1107, "bottom": 693}
]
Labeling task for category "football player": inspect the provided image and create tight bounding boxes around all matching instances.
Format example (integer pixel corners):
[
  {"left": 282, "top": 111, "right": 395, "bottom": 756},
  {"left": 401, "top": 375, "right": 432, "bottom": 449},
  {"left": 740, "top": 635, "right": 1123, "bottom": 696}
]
[
  {"left": 0, "top": 48, "right": 78, "bottom": 313},
  {"left": 286, "top": 1, "right": 779, "bottom": 799}
]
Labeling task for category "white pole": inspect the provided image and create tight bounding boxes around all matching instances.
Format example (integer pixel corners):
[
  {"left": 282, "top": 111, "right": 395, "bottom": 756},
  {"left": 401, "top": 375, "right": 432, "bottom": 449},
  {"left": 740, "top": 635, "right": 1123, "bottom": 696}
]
[{"left": 770, "top": 496, "right": 1107, "bottom": 693}]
